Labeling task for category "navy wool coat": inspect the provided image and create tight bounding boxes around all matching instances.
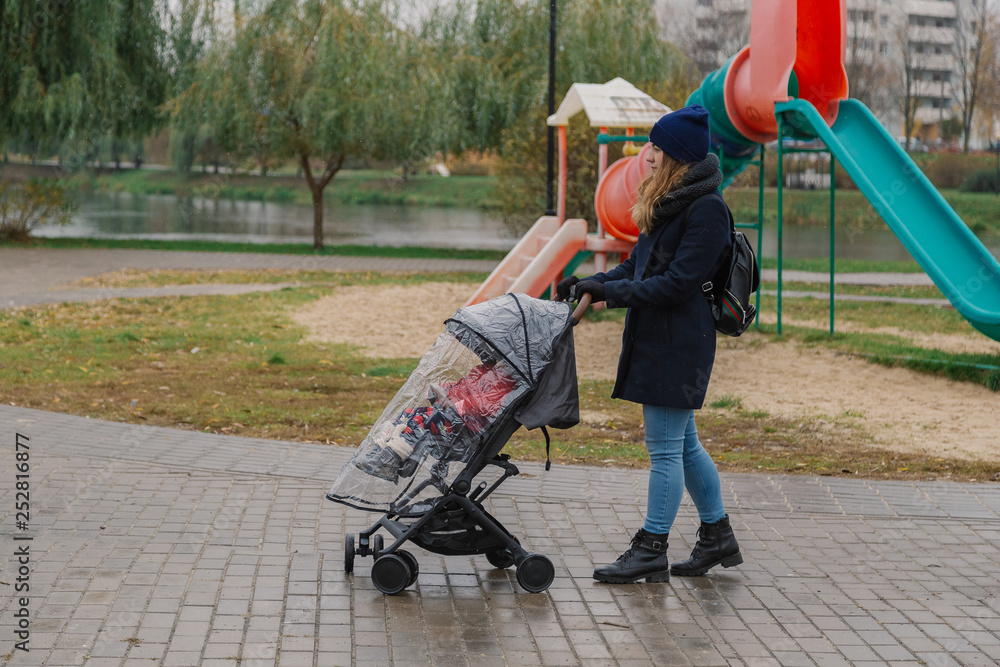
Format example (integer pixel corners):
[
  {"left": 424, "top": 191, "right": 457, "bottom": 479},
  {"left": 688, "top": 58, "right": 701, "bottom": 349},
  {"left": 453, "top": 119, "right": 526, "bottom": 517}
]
[{"left": 587, "top": 194, "right": 731, "bottom": 409}]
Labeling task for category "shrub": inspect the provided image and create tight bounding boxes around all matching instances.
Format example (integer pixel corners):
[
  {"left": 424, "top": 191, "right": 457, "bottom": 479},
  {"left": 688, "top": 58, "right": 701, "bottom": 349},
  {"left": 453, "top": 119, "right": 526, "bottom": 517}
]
[
  {"left": 444, "top": 151, "right": 500, "bottom": 177},
  {"left": 959, "top": 169, "right": 1000, "bottom": 193},
  {"left": 0, "top": 180, "right": 77, "bottom": 242},
  {"left": 922, "top": 153, "right": 978, "bottom": 189},
  {"left": 495, "top": 110, "right": 606, "bottom": 237}
]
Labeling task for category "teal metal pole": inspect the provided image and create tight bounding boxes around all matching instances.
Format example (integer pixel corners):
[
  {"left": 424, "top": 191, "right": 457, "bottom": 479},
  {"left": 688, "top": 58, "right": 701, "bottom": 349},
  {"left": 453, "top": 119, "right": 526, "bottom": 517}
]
[
  {"left": 756, "top": 144, "right": 764, "bottom": 325},
  {"left": 718, "top": 143, "right": 725, "bottom": 189},
  {"left": 596, "top": 134, "right": 650, "bottom": 144},
  {"left": 829, "top": 153, "right": 836, "bottom": 335},
  {"left": 776, "top": 119, "right": 784, "bottom": 335}
]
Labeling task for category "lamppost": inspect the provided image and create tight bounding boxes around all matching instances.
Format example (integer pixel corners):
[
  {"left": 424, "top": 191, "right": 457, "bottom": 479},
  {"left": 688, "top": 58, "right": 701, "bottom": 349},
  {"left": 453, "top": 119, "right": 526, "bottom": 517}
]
[
  {"left": 939, "top": 76, "right": 944, "bottom": 143},
  {"left": 545, "top": 0, "right": 557, "bottom": 216},
  {"left": 994, "top": 137, "right": 999, "bottom": 198}
]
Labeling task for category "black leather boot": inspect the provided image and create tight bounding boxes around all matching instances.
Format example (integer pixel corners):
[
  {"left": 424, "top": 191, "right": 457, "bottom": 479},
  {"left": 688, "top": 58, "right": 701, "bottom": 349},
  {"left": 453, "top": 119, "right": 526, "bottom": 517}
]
[
  {"left": 593, "top": 529, "right": 670, "bottom": 583},
  {"left": 670, "top": 515, "right": 742, "bottom": 576}
]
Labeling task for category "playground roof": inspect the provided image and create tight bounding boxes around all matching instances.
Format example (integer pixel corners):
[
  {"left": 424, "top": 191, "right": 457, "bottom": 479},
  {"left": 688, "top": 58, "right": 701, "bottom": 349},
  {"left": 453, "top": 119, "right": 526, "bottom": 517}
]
[{"left": 546, "top": 78, "right": 670, "bottom": 129}]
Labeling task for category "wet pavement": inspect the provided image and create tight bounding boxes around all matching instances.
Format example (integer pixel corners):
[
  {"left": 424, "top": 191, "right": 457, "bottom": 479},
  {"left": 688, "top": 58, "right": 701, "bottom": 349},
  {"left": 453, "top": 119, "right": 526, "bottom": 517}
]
[{"left": 1, "top": 405, "right": 999, "bottom": 666}]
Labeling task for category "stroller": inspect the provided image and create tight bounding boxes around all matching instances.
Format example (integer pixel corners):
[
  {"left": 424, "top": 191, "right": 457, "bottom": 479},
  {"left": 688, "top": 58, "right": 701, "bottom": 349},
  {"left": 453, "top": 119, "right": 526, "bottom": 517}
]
[{"left": 326, "top": 293, "right": 590, "bottom": 594}]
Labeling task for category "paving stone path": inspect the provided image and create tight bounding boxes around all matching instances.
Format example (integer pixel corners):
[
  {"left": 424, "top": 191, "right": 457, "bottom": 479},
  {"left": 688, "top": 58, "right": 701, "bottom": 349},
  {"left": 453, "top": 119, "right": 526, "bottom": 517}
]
[
  {"left": 0, "top": 248, "right": 499, "bottom": 309},
  {"left": 1, "top": 405, "right": 998, "bottom": 666}
]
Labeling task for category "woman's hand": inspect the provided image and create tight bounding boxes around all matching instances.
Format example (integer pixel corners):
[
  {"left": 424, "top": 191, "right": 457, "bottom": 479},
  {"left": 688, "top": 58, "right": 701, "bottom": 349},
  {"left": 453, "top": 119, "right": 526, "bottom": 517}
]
[
  {"left": 573, "top": 280, "right": 605, "bottom": 303},
  {"left": 555, "top": 275, "right": 580, "bottom": 301}
]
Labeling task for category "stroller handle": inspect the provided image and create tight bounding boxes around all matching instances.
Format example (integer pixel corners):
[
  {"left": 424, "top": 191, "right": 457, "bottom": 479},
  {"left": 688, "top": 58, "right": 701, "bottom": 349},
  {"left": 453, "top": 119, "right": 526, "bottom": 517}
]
[{"left": 571, "top": 292, "right": 592, "bottom": 324}]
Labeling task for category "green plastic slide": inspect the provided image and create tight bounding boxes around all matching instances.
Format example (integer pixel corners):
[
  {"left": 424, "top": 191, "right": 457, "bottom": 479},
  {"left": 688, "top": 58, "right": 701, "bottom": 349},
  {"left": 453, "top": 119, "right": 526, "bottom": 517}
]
[{"left": 775, "top": 98, "right": 1000, "bottom": 342}]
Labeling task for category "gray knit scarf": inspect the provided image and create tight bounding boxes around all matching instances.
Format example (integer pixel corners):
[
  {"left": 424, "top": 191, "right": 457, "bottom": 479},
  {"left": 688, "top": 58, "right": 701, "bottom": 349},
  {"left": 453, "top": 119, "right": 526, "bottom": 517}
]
[{"left": 651, "top": 153, "right": 723, "bottom": 223}]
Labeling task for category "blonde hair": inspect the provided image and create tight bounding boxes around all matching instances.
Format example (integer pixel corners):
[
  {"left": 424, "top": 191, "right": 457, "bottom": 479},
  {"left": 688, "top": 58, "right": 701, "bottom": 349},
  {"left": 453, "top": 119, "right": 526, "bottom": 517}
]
[{"left": 631, "top": 155, "right": 691, "bottom": 235}]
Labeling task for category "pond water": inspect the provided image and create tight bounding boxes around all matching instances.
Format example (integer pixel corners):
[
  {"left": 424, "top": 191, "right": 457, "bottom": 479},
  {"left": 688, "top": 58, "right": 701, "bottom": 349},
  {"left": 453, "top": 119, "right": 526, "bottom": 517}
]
[
  {"left": 36, "top": 191, "right": 1000, "bottom": 262},
  {"left": 40, "top": 192, "right": 517, "bottom": 250}
]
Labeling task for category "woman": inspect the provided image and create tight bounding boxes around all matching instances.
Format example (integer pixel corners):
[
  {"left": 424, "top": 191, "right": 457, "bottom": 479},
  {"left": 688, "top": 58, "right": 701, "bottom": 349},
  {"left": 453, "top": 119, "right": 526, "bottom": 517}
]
[{"left": 557, "top": 104, "right": 742, "bottom": 583}]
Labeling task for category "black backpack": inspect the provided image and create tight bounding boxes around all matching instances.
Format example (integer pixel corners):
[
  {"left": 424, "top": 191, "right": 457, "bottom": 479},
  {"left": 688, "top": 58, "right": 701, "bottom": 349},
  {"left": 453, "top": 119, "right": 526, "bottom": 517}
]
[{"left": 682, "top": 194, "right": 760, "bottom": 337}]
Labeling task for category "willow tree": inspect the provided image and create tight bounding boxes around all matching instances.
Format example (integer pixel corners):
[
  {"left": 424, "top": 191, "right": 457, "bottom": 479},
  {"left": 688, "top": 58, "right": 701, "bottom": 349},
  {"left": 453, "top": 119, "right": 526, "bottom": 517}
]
[
  {"left": 460, "top": 0, "right": 692, "bottom": 233},
  {"left": 0, "top": 0, "right": 168, "bottom": 159},
  {"left": 183, "top": 0, "right": 447, "bottom": 249},
  {"left": 166, "top": 0, "right": 214, "bottom": 171},
  {"left": 423, "top": 0, "right": 549, "bottom": 154},
  {"left": 954, "top": 0, "right": 999, "bottom": 153}
]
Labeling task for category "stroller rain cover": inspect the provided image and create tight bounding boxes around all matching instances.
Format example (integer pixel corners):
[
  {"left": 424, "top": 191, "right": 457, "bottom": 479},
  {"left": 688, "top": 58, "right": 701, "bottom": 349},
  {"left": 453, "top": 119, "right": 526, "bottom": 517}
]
[{"left": 327, "top": 294, "right": 580, "bottom": 513}]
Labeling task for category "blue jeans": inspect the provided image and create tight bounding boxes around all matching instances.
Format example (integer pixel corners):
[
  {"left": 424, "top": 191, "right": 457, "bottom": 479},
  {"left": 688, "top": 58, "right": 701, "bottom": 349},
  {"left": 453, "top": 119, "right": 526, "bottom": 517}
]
[{"left": 642, "top": 405, "right": 727, "bottom": 534}]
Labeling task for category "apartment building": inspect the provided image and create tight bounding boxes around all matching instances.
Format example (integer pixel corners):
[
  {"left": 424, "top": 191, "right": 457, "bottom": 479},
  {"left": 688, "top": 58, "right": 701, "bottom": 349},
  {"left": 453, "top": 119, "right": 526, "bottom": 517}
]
[
  {"left": 880, "top": 0, "right": 961, "bottom": 142},
  {"left": 658, "top": 0, "right": 981, "bottom": 146}
]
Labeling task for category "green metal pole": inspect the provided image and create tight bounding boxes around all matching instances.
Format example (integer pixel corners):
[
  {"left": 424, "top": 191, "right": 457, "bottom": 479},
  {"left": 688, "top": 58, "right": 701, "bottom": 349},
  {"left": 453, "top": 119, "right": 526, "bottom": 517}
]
[
  {"left": 756, "top": 144, "right": 764, "bottom": 326},
  {"left": 596, "top": 134, "right": 651, "bottom": 144},
  {"left": 829, "top": 153, "right": 836, "bottom": 335},
  {"left": 776, "top": 118, "right": 784, "bottom": 336},
  {"left": 718, "top": 143, "right": 725, "bottom": 189}
]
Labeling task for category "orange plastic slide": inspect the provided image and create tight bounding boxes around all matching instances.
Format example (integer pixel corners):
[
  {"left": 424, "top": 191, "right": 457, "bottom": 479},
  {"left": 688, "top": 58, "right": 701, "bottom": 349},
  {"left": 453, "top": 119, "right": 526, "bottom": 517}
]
[
  {"left": 593, "top": 142, "right": 651, "bottom": 243},
  {"left": 724, "top": 0, "right": 847, "bottom": 142},
  {"left": 465, "top": 217, "right": 588, "bottom": 306}
]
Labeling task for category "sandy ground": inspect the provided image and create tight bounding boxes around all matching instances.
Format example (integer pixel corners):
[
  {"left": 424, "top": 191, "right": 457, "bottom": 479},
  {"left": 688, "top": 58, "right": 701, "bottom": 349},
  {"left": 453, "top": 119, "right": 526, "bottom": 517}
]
[{"left": 292, "top": 282, "right": 1000, "bottom": 462}]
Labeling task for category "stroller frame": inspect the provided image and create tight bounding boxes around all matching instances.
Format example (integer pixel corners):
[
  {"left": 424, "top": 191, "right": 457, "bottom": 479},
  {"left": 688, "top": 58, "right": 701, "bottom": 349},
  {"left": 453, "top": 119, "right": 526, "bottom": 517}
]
[
  {"left": 332, "top": 395, "right": 555, "bottom": 594},
  {"left": 331, "top": 294, "right": 591, "bottom": 595}
]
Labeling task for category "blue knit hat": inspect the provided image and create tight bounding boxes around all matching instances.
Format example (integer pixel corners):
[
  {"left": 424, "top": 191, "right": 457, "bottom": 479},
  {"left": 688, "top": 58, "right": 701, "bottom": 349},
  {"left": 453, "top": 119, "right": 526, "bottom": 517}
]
[{"left": 648, "top": 105, "right": 710, "bottom": 164}]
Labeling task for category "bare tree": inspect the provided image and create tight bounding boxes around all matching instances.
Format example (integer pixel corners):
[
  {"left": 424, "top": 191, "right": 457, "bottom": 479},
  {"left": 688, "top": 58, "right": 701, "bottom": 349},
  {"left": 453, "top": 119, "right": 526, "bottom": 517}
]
[
  {"left": 658, "top": 1, "right": 701, "bottom": 65},
  {"left": 661, "top": 0, "right": 750, "bottom": 75},
  {"left": 893, "top": 18, "right": 939, "bottom": 150},
  {"left": 954, "top": 0, "right": 999, "bottom": 152},
  {"left": 844, "top": 0, "right": 894, "bottom": 115},
  {"left": 980, "top": 21, "right": 1000, "bottom": 146}
]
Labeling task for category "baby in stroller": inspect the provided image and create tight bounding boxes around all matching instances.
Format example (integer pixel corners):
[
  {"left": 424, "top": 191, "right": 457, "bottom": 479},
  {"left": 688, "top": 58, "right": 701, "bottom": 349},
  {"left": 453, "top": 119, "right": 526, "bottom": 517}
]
[{"left": 354, "top": 360, "right": 518, "bottom": 483}]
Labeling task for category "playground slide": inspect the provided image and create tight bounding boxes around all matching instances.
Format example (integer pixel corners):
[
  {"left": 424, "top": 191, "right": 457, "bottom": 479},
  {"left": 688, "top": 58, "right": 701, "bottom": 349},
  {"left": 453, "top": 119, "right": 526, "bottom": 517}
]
[
  {"left": 775, "top": 98, "right": 1000, "bottom": 342},
  {"left": 465, "top": 217, "right": 587, "bottom": 306}
]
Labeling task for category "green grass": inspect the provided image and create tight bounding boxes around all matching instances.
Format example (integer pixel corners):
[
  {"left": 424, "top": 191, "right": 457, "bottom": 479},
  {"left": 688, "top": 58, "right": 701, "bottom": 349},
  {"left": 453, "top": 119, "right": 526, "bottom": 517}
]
[
  {"left": 725, "top": 187, "right": 1000, "bottom": 234},
  {"left": 0, "top": 272, "right": 477, "bottom": 446},
  {"left": 2, "top": 273, "right": 997, "bottom": 479},
  {"left": 853, "top": 345, "right": 1000, "bottom": 391},
  {"left": 63, "top": 268, "right": 489, "bottom": 290},
  {"left": 365, "top": 362, "right": 419, "bottom": 378},
  {"left": 709, "top": 394, "right": 743, "bottom": 409},
  {"left": 757, "top": 257, "right": 925, "bottom": 273},
  {"left": 753, "top": 320, "right": 1000, "bottom": 392},
  {"left": 3, "top": 236, "right": 508, "bottom": 261},
  {"left": 761, "top": 281, "right": 945, "bottom": 299},
  {"left": 756, "top": 291, "right": 974, "bottom": 335}
]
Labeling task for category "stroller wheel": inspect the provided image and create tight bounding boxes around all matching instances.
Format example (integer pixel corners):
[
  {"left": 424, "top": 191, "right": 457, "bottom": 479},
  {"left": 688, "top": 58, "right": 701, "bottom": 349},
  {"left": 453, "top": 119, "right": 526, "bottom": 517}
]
[
  {"left": 485, "top": 548, "right": 515, "bottom": 569},
  {"left": 397, "top": 550, "right": 419, "bottom": 586},
  {"left": 516, "top": 554, "right": 555, "bottom": 594},
  {"left": 344, "top": 534, "right": 356, "bottom": 574},
  {"left": 486, "top": 536, "right": 520, "bottom": 569},
  {"left": 371, "top": 554, "right": 412, "bottom": 595},
  {"left": 371, "top": 534, "right": 384, "bottom": 560}
]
